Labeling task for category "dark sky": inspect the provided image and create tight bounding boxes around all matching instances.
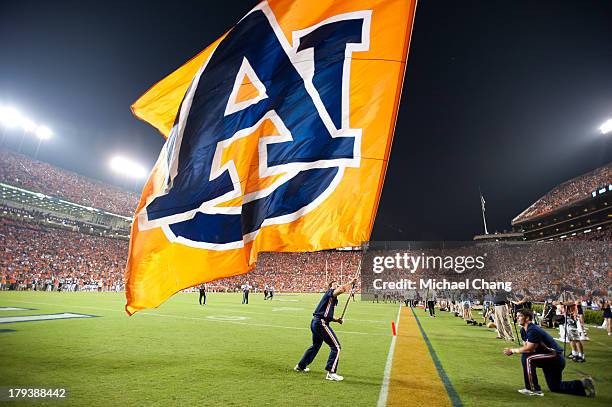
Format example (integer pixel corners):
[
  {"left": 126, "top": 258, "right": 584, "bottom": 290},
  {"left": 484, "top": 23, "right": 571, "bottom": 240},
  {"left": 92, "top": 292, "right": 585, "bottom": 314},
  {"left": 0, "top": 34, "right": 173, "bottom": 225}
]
[{"left": 1, "top": 0, "right": 611, "bottom": 240}]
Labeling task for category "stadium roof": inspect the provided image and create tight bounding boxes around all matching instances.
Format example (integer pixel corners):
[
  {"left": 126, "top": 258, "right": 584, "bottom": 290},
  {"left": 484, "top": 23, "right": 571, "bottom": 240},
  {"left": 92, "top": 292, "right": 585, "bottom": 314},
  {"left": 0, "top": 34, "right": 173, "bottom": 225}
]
[{"left": 512, "top": 163, "right": 612, "bottom": 225}]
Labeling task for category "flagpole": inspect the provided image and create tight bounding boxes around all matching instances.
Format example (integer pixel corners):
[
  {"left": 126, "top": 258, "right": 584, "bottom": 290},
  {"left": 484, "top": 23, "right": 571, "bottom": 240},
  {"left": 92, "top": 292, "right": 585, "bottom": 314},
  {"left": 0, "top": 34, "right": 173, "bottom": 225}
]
[
  {"left": 479, "top": 189, "right": 489, "bottom": 235},
  {"left": 481, "top": 205, "right": 489, "bottom": 235}
]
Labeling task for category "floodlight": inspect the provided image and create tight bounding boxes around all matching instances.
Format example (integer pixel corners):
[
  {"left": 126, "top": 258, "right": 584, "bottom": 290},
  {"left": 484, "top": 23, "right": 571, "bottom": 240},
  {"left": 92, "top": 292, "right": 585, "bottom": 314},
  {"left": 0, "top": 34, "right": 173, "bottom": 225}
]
[
  {"left": 0, "top": 107, "right": 23, "bottom": 128},
  {"left": 600, "top": 118, "right": 612, "bottom": 135},
  {"left": 110, "top": 156, "right": 147, "bottom": 179},
  {"left": 35, "top": 125, "right": 53, "bottom": 139}
]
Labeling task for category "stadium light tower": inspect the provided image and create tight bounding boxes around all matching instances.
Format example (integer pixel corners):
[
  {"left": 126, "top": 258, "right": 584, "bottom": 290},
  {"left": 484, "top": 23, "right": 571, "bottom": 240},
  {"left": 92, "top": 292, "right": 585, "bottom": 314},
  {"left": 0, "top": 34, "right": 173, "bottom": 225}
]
[
  {"left": 600, "top": 118, "right": 612, "bottom": 135},
  {"left": 110, "top": 156, "right": 147, "bottom": 180}
]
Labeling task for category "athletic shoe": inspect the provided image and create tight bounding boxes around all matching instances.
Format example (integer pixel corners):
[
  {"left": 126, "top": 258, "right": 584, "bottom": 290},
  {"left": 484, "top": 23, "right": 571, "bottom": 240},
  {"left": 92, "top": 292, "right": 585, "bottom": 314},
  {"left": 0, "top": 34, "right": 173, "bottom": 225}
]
[
  {"left": 294, "top": 365, "right": 310, "bottom": 373},
  {"left": 576, "top": 357, "right": 585, "bottom": 363},
  {"left": 325, "top": 372, "right": 344, "bottom": 381},
  {"left": 581, "top": 377, "right": 596, "bottom": 398},
  {"left": 568, "top": 354, "right": 576, "bottom": 360},
  {"left": 517, "top": 389, "right": 544, "bottom": 396}
]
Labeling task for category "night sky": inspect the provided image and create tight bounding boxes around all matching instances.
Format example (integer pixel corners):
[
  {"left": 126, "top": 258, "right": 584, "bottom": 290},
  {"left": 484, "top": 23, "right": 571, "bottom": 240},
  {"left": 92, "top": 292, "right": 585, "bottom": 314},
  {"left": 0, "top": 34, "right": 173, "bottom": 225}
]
[{"left": 1, "top": 0, "right": 611, "bottom": 240}]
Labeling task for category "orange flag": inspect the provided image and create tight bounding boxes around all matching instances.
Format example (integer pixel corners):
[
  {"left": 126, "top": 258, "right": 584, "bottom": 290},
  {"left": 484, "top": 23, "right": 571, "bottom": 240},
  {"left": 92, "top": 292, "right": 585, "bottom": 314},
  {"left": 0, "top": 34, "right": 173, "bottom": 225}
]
[{"left": 126, "top": 0, "right": 417, "bottom": 315}]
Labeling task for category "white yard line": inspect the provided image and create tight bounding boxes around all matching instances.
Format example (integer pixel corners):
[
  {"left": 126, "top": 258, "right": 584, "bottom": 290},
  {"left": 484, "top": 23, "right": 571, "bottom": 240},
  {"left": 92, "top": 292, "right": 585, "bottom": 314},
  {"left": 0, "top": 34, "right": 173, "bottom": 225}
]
[
  {"left": 4, "top": 299, "right": 388, "bottom": 336},
  {"left": 348, "top": 318, "right": 388, "bottom": 324},
  {"left": 377, "top": 305, "right": 402, "bottom": 407},
  {"left": 587, "top": 337, "right": 612, "bottom": 350}
]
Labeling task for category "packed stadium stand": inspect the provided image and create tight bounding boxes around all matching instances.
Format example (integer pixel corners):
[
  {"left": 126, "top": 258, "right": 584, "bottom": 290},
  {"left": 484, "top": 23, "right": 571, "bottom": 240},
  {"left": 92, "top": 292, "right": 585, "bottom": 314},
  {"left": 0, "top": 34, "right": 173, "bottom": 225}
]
[
  {"left": 512, "top": 163, "right": 611, "bottom": 241},
  {"left": 1, "top": 148, "right": 139, "bottom": 217},
  {"left": 214, "top": 251, "right": 362, "bottom": 292},
  {"left": 1, "top": 216, "right": 127, "bottom": 291}
]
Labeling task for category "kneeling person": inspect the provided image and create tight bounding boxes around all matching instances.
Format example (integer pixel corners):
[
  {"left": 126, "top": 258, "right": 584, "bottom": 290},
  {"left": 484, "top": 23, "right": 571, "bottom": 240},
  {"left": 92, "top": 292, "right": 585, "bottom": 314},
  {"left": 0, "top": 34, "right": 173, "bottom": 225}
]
[
  {"left": 295, "top": 278, "right": 356, "bottom": 381},
  {"left": 503, "top": 309, "right": 595, "bottom": 398}
]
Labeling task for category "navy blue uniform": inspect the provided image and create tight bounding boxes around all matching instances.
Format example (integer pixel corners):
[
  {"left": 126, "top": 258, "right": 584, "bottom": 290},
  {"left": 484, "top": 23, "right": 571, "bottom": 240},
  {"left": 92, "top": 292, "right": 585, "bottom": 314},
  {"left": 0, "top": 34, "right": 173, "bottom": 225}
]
[
  {"left": 198, "top": 284, "right": 206, "bottom": 305},
  {"left": 603, "top": 303, "right": 612, "bottom": 319},
  {"left": 520, "top": 323, "right": 585, "bottom": 395},
  {"left": 297, "top": 289, "right": 342, "bottom": 373},
  {"left": 242, "top": 284, "right": 250, "bottom": 304}
]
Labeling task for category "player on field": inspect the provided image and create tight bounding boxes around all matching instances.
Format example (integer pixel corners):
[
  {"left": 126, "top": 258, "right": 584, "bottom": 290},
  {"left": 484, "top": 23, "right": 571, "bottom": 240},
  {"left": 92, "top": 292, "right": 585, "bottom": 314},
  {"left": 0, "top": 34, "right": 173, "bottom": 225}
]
[
  {"left": 198, "top": 283, "right": 206, "bottom": 305},
  {"left": 241, "top": 282, "right": 251, "bottom": 304},
  {"left": 295, "top": 277, "right": 357, "bottom": 381},
  {"left": 268, "top": 285, "right": 274, "bottom": 300}
]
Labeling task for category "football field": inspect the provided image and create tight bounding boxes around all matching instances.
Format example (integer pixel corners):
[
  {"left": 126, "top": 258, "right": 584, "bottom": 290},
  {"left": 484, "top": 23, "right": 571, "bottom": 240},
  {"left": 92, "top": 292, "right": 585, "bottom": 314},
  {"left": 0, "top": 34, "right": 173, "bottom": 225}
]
[
  {"left": 0, "top": 292, "right": 610, "bottom": 406},
  {"left": 0, "top": 292, "right": 397, "bottom": 406}
]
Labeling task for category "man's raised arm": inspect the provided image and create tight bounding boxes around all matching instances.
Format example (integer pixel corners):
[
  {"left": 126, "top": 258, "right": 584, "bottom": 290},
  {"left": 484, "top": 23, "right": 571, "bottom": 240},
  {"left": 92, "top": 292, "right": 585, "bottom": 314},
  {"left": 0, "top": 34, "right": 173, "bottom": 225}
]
[{"left": 333, "top": 277, "right": 357, "bottom": 297}]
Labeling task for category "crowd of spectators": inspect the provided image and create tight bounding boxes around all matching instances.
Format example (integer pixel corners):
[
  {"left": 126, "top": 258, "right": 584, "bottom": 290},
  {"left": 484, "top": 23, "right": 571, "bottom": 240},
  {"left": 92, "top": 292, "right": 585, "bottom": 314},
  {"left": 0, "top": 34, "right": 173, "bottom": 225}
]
[
  {"left": 2, "top": 146, "right": 608, "bottom": 298},
  {"left": 0, "top": 148, "right": 139, "bottom": 216},
  {"left": 565, "top": 227, "right": 612, "bottom": 241},
  {"left": 513, "top": 163, "right": 611, "bottom": 225},
  {"left": 1, "top": 198, "right": 608, "bottom": 297},
  {"left": 364, "top": 240, "right": 610, "bottom": 301},
  {"left": 0, "top": 217, "right": 127, "bottom": 292},
  {"left": 213, "top": 251, "right": 362, "bottom": 292},
  {"left": 2, "top": 216, "right": 608, "bottom": 297},
  {"left": 482, "top": 241, "right": 610, "bottom": 300},
  {"left": 0, "top": 215, "right": 366, "bottom": 292}
]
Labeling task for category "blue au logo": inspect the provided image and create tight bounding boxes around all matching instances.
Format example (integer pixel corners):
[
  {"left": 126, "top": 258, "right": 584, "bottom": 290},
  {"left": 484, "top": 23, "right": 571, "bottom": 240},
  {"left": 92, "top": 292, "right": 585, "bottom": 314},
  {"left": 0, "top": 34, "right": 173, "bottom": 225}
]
[{"left": 139, "top": 4, "right": 371, "bottom": 249}]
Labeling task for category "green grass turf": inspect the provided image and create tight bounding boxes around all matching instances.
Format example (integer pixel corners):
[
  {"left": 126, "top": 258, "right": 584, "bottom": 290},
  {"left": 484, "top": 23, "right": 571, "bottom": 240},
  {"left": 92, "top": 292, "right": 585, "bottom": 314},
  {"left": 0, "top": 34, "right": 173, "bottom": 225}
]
[
  {"left": 2, "top": 293, "right": 610, "bottom": 406},
  {"left": 0, "top": 291, "right": 398, "bottom": 406},
  {"left": 414, "top": 307, "right": 612, "bottom": 407}
]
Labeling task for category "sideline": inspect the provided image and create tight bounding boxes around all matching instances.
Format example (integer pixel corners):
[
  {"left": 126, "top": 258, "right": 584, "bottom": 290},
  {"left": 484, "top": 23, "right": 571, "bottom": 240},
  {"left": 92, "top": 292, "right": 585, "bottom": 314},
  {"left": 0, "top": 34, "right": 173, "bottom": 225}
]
[{"left": 377, "top": 305, "right": 402, "bottom": 407}]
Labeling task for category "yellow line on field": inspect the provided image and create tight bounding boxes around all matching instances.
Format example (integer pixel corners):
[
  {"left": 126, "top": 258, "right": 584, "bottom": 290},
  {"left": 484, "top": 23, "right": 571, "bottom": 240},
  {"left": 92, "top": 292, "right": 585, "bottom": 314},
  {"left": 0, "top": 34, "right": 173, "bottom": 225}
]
[{"left": 386, "top": 307, "right": 452, "bottom": 407}]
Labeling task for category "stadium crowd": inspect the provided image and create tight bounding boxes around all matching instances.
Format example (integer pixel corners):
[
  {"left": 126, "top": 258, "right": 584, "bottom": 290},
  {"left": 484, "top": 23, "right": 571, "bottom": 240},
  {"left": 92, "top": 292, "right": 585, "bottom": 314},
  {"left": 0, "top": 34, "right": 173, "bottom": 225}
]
[
  {"left": 513, "top": 163, "right": 611, "bottom": 224},
  {"left": 363, "top": 242, "right": 610, "bottom": 301},
  {"left": 2, "top": 216, "right": 609, "bottom": 298},
  {"left": 0, "top": 148, "right": 608, "bottom": 297},
  {"left": 0, "top": 210, "right": 366, "bottom": 293},
  {"left": 0, "top": 217, "right": 126, "bottom": 292},
  {"left": 0, "top": 148, "right": 139, "bottom": 216},
  {"left": 473, "top": 242, "right": 610, "bottom": 300},
  {"left": 566, "top": 227, "right": 612, "bottom": 241},
  {"left": 214, "top": 251, "right": 362, "bottom": 292}
]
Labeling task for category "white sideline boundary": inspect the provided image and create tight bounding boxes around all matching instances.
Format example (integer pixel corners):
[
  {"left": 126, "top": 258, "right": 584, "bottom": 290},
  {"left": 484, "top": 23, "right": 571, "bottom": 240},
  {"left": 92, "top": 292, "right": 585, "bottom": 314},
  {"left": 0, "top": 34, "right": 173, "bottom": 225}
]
[{"left": 377, "top": 305, "right": 402, "bottom": 407}]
